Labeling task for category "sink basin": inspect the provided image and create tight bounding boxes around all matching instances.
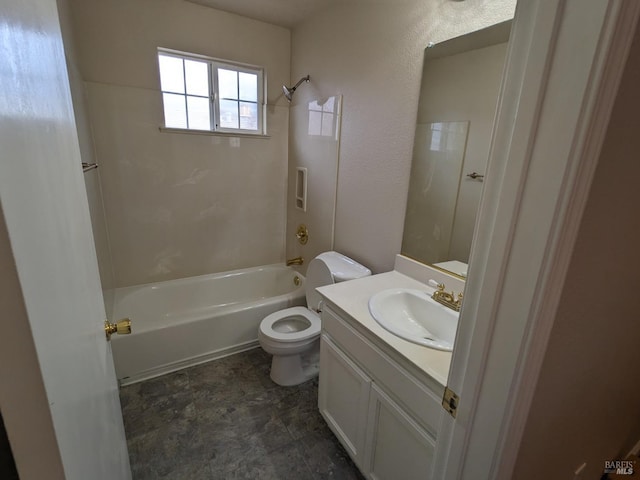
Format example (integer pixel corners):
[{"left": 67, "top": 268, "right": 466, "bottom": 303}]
[{"left": 368, "top": 289, "right": 458, "bottom": 351}]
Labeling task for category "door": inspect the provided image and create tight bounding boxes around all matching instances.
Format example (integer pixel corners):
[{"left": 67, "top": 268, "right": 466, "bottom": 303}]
[{"left": 0, "top": 0, "right": 131, "bottom": 478}]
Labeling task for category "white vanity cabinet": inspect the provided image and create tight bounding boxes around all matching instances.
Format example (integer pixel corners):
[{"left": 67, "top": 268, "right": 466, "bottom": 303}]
[
  {"left": 365, "top": 384, "right": 436, "bottom": 479},
  {"left": 318, "top": 304, "right": 444, "bottom": 480},
  {"left": 319, "top": 335, "right": 371, "bottom": 468}
]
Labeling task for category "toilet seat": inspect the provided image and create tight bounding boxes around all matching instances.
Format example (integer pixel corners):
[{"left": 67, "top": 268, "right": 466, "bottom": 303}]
[
  {"left": 259, "top": 252, "right": 371, "bottom": 386},
  {"left": 260, "top": 306, "right": 320, "bottom": 343}
]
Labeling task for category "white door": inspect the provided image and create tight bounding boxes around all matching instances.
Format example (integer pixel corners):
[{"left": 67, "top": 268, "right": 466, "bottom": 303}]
[{"left": 0, "top": 0, "right": 131, "bottom": 479}]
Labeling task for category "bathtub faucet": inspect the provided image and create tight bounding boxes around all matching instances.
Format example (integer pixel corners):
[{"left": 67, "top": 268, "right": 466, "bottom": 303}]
[{"left": 286, "top": 256, "right": 304, "bottom": 266}]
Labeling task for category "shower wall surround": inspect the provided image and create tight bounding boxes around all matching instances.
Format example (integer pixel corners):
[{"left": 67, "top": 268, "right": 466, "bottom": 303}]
[
  {"left": 286, "top": 95, "right": 342, "bottom": 272},
  {"left": 68, "top": 0, "right": 291, "bottom": 287}
]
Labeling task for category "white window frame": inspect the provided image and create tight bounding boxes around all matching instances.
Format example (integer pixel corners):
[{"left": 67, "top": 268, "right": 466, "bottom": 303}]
[{"left": 157, "top": 48, "right": 266, "bottom": 136}]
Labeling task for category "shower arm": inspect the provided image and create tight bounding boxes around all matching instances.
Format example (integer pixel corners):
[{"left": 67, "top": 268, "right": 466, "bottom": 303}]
[
  {"left": 283, "top": 75, "right": 310, "bottom": 101},
  {"left": 291, "top": 75, "right": 310, "bottom": 91}
]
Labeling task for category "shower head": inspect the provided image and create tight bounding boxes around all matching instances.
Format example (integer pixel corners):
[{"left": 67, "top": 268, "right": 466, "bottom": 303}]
[
  {"left": 282, "top": 84, "right": 294, "bottom": 101},
  {"left": 282, "top": 75, "right": 310, "bottom": 101}
]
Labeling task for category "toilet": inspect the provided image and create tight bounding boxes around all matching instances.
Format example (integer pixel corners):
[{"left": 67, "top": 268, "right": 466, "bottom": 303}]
[{"left": 259, "top": 251, "right": 371, "bottom": 386}]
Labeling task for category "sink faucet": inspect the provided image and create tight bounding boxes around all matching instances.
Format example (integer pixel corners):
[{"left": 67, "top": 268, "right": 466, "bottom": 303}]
[
  {"left": 286, "top": 256, "right": 304, "bottom": 266},
  {"left": 429, "top": 280, "right": 463, "bottom": 312}
]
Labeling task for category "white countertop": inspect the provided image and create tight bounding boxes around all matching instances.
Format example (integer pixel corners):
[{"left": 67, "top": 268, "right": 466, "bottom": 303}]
[{"left": 317, "top": 271, "right": 453, "bottom": 387}]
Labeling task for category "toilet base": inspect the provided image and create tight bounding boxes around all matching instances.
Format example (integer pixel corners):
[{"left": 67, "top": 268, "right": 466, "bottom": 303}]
[{"left": 269, "top": 340, "right": 319, "bottom": 386}]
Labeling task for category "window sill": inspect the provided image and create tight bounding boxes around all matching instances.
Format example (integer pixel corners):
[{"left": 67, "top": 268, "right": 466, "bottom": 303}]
[{"left": 159, "top": 127, "right": 270, "bottom": 139}]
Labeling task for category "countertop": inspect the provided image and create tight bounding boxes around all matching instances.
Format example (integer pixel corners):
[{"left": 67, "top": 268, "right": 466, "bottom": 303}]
[{"left": 317, "top": 271, "right": 453, "bottom": 387}]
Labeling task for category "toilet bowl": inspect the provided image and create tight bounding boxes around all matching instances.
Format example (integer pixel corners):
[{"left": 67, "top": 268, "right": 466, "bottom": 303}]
[{"left": 259, "top": 251, "right": 371, "bottom": 386}]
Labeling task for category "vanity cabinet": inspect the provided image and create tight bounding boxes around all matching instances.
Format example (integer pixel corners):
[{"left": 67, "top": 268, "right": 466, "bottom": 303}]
[
  {"left": 365, "top": 385, "right": 436, "bottom": 479},
  {"left": 319, "top": 336, "right": 371, "bottom": 469},
  {"left": 318, "top": 305, "right": 443, "bottom": 480}
]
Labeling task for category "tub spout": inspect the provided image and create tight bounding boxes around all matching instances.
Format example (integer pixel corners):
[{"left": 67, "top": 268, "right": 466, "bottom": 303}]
[{"left": 286, "top": 256, "right": 304, "bottom": 266}]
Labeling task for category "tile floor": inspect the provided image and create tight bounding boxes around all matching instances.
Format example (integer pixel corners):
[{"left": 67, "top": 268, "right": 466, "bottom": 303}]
[{"left": 119, "top": 348, "right": 365, "bottom": 479}]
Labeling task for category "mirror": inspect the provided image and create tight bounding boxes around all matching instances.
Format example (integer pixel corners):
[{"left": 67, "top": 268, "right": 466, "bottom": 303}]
[{"left": 401, "top": 21, "right": 511, "bottom": 278}]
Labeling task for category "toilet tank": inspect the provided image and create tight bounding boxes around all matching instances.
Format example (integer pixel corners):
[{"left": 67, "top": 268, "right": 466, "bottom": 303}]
[{"left": 305, "top": 251, "right": 371, "bottom": 310}]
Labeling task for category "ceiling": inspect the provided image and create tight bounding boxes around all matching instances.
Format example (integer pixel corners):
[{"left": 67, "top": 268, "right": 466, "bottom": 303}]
[{"left": 184, "top": 0, "right": 416, "bottom": 28}]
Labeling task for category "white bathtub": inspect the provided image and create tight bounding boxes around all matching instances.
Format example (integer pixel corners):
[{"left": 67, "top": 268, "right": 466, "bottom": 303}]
[{"left": 111, "top": 264, "right": 305, "bottom": 385}]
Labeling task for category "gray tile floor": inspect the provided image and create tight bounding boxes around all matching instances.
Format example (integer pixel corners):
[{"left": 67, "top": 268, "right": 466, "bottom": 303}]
[{"left": 120, "top": 348, "right": 365, "bottom": 479}]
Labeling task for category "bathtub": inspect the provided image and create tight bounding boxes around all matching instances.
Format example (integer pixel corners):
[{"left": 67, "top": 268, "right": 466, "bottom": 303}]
[{"left": 111, "top": 264, "right": 305, "bottom": 385}]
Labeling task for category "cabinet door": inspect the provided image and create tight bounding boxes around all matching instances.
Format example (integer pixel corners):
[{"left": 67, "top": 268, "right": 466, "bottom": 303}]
[
  {"left": 365, "top": 384, "right": 436, "bottom": 480},
  {"left": 319, "top": 334, "right": 371, "bottom": 468}
]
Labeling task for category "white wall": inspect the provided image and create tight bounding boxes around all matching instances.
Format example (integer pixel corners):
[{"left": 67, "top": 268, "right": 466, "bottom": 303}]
[
  {"left": 513, "top": 22, "right": 640, "bottom": 479},
  {"left": 68, "top": 0, "right": 291, "bottom": 287},
  {"left": 291, "top": 0, "right": 516, "bottom": 273}
]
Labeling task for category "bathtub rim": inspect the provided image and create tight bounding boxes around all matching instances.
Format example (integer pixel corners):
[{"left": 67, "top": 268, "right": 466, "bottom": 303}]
[{"left": 111, "top": 262, "right": 305, "bottom": 311}]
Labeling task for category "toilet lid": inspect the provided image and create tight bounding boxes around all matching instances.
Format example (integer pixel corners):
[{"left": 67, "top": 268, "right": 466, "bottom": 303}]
[
  {"left": 305, "top": 258, "right": 333, "bottom": 311},
  {"left": 260, "top": 306, "right": 320, "bottom": 343},
  {"left": 305, "top": 252, "right": 372, "bottom": 311}
]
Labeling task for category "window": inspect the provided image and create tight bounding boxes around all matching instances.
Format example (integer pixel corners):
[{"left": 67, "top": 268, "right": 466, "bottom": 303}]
[{"left": 157, "top": 49, "right": 265, "bottom": 135}]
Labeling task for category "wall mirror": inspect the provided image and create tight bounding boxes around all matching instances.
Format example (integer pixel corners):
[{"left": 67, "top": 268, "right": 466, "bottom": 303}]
[{"left": 401, "top": 20, "right": 511, "bottom": 278}]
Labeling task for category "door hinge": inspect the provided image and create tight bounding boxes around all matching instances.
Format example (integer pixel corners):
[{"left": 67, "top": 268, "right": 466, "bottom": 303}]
[{"left": 442, "top": 386, "right": 459, "bottom": 418}]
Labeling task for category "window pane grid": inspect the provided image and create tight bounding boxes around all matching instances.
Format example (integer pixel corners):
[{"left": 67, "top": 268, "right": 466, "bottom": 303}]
[
  {"left": 158, "top": 55, "right": 185, "bottom": 94},
  {"left": 216, "top": 66, "right": 260, "bottom": 132},
  {"left": 158, "top": 50, "right": 263, "bottom": 134}
]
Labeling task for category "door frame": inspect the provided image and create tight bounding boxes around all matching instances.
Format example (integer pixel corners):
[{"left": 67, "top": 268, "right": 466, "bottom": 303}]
[{"left": 433, "top": 0, "right": 640, "bottom": 478}]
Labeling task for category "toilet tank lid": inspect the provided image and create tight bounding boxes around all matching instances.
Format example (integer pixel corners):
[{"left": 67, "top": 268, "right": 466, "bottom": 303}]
[{"left": 316, "top": 251, "right": 371, "bottom": 281}]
